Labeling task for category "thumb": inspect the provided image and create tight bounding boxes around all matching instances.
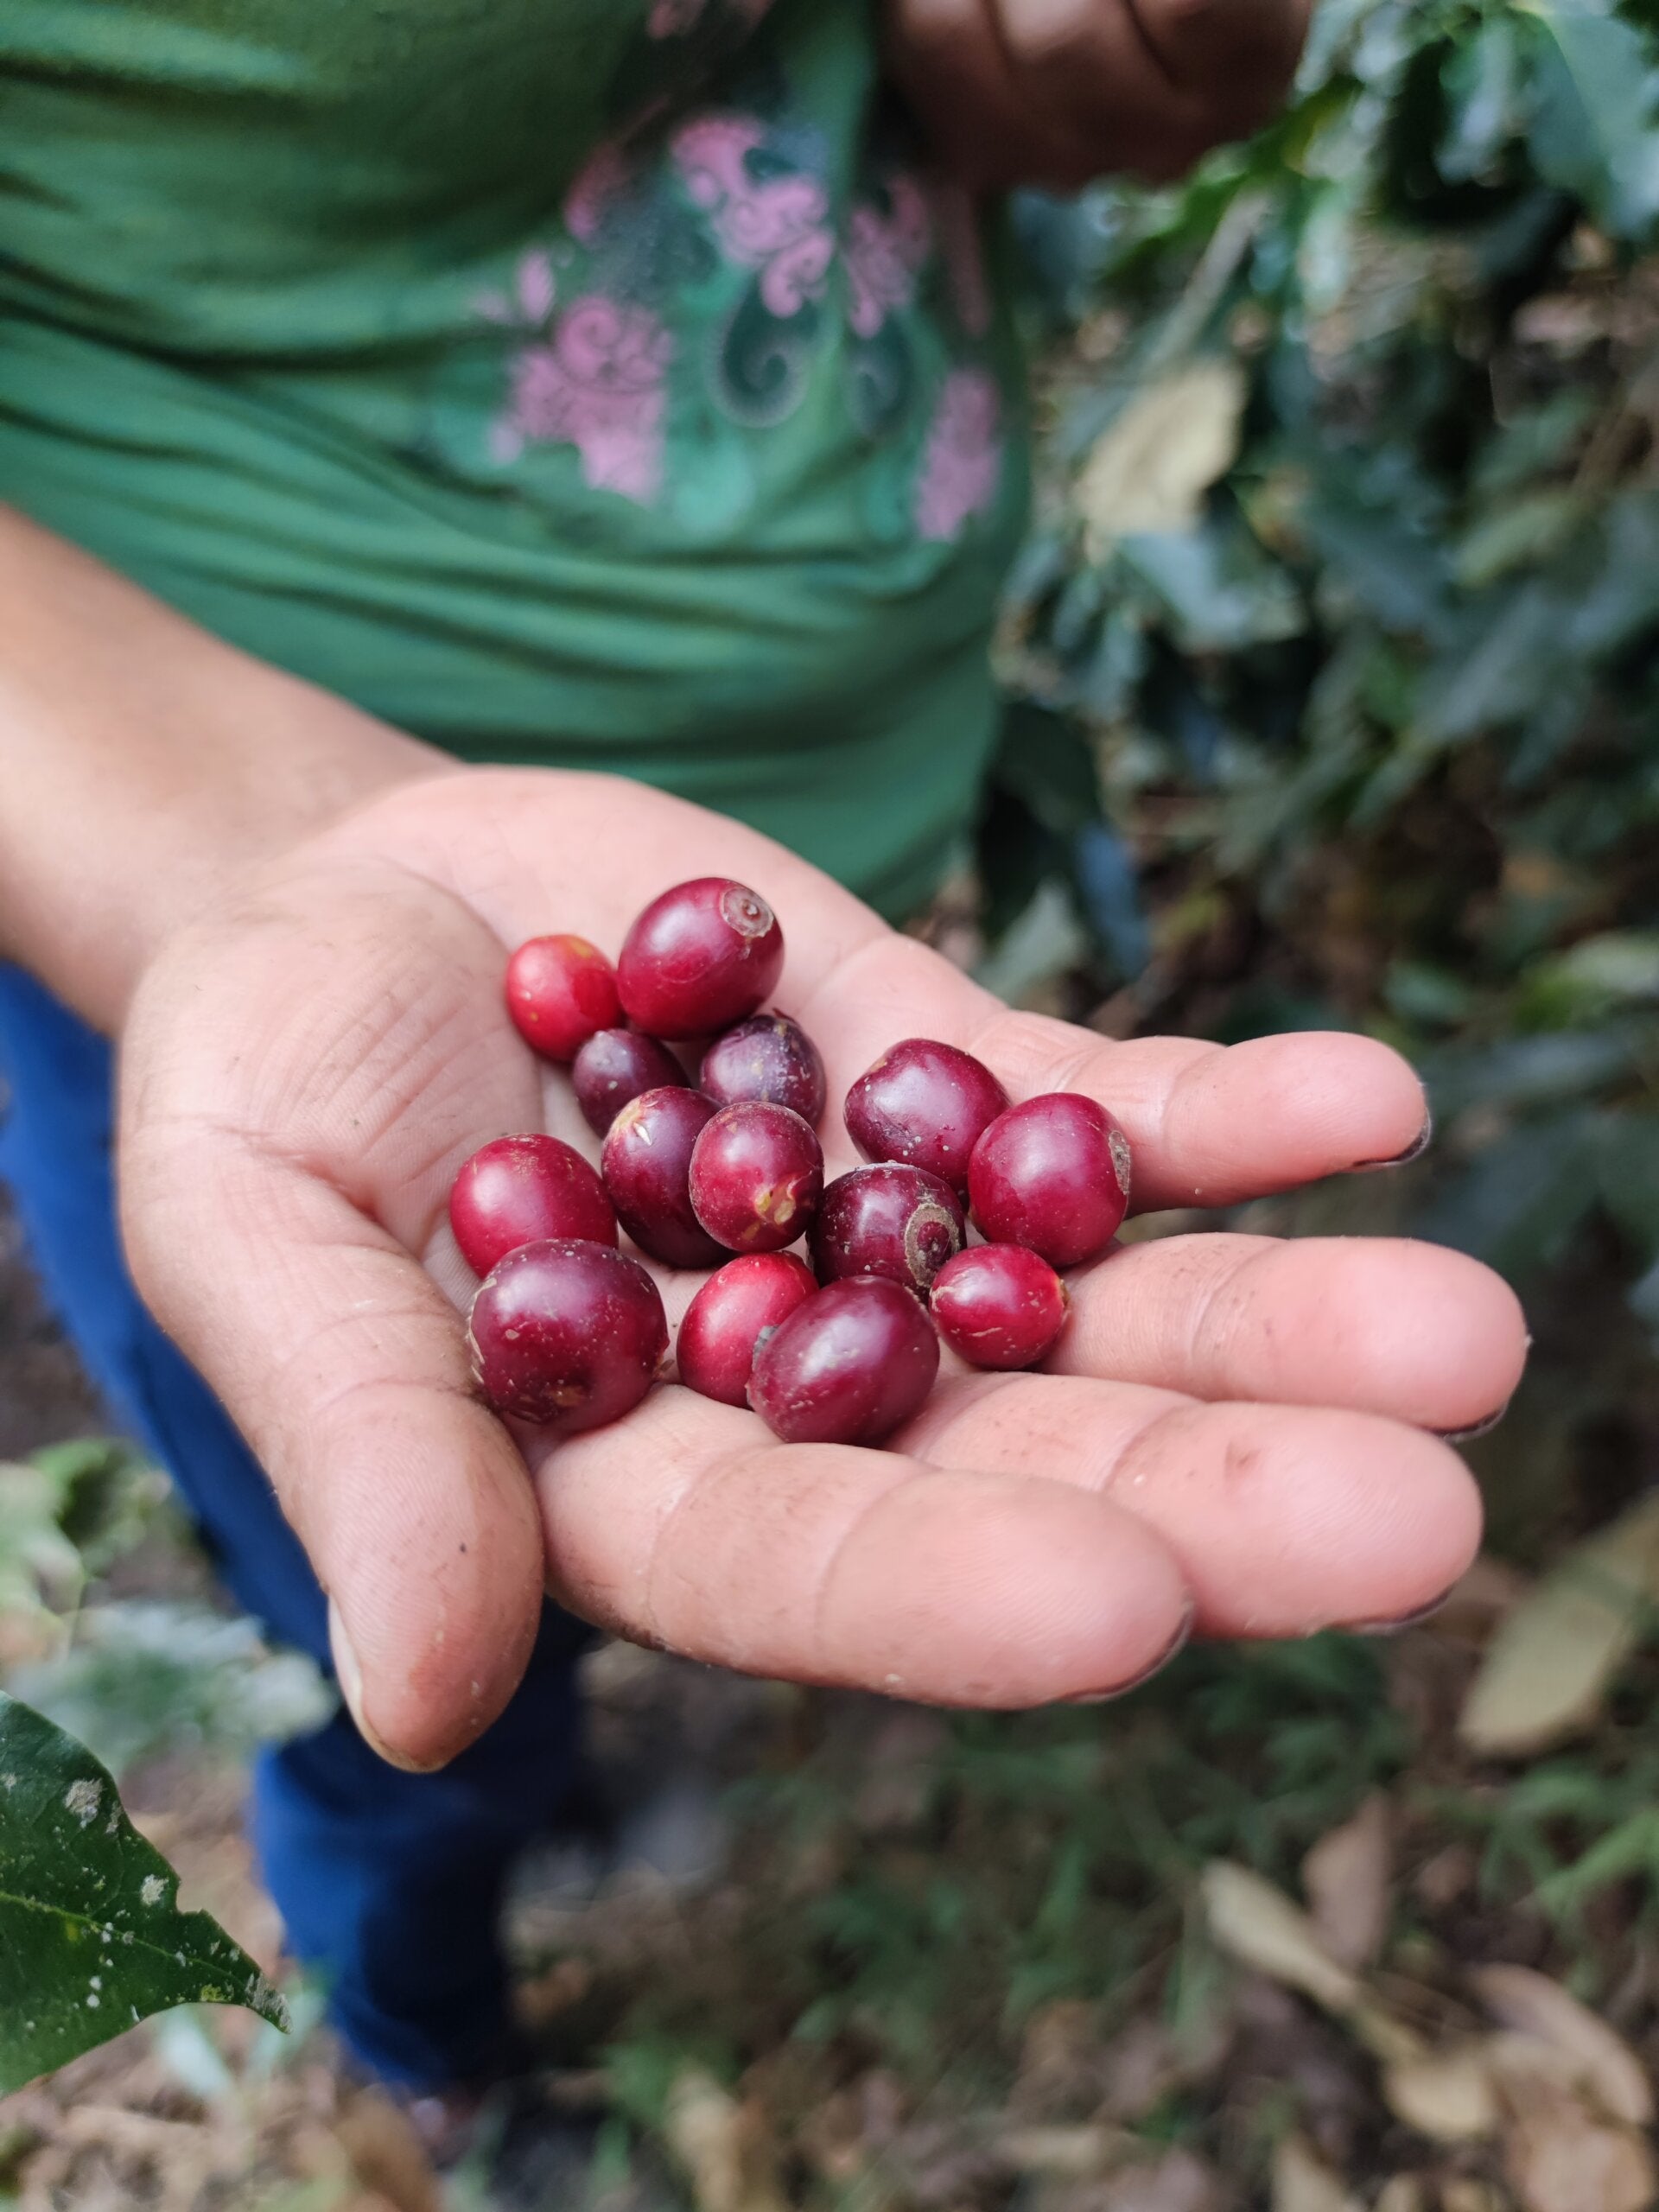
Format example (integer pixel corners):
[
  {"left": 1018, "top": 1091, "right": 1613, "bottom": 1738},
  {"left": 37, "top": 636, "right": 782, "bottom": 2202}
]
[{"left": 120, "top": 1128, "right": 543, "bottom": 1770}]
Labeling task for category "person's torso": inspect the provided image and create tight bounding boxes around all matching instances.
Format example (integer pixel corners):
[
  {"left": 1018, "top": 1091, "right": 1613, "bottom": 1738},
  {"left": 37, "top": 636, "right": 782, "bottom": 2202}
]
[{"left": 0, "top": 0, "right": 1029, "bottom": 911}]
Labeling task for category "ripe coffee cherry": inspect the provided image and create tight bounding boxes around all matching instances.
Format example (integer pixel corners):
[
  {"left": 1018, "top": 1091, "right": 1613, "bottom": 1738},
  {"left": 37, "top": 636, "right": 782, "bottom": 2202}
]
[
  {"left": 810, "top": 1163, "right": 965, "bottom": 1298},
  {"left": 601, "top": 1086, "right": 725, "bottom": 1269},
  {"left": 572, "top": 1028, "right": 689, "bottom": 1137},
  {"left": 700, "top": 1014, "right": 827, "bottom": 1127},
  {"left": 505, "top": 935, "right": 621, "bottom": 1062},
  {"left": 843, "top": 1038, "right": 1010, "bottom": 1196},
  {"left": 677, "top": 1251, "right": 817, "bottom": 1407},
  {"left": 617, "top": 878, "right": 785, "bottom": 1039},
  {"left": 931, "top": 1245, "right": 1071, "bottom": 1371},
  {"left": 749, "top": 1277, "right": 940, "bottom": 1447},
  {"left": 467, "top": 1238, "right": 666, "bottom": 1432},
  {"left": 968, "top": 1094, "right": 1133, "bottom": 1268},
  {"left": 690, "top": 1103, "right": 823, "bottom": 1254},
  {"left": 449, "top": 1134, "right": 617, "bottom": 1278}
]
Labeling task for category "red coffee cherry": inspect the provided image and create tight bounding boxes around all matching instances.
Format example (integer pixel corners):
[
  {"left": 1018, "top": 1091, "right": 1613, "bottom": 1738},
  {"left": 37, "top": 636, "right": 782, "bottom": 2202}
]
[
  {"left": 699, "top": 1013, "right": 826, "bottom": 1127},
  {"left": 601, "top": 1087, "right": 726, "bottom": 1269},
  {"left": 449, "top": 1134, "right": 616, "bottom": 1278},
  {"left": 843, "top": 1038, "right": 1010, "bottom": 1197},
  {"left": 572, "top": 1028, "right": 689, "bottom": 1138},
  {"left": 689, "top": 1102, "right": 823, "bottom": 1255},
  {"left": 968, "top": 1095, "right": 1132, "bottom": 1268},
  {"left": 467, "top": 1238, "right": 666, "bottom": 1433},
  {"left": 677, "top": 1251, "right": 817, "bottom": 1408},
  {"left": 749, "top": 1278, "right": 940, "bottom": 1447},
  {"left": 810, "top": 1163, "right": 965, "bottom": 1299},
  {"left": 505, "top": 935, "right": 621, "bottom": 1062},
  {"left": 616, "top": 878, "right": 785, "bottom": 1039},
  {"left": 930, "top": 1244, "right": 1071, "bottom": 1370}
]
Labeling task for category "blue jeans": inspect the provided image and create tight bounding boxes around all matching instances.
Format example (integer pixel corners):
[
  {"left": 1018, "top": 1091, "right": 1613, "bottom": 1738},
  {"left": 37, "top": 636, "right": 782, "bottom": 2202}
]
[{"left": 0, "top": 963, "right": 590, "bottom": 2089}]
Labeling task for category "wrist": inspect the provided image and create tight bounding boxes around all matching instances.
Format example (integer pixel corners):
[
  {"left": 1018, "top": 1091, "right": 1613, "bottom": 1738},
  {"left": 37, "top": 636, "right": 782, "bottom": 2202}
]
[{"left": 0, "top": 510, "right": 451, "bottom": 1030}]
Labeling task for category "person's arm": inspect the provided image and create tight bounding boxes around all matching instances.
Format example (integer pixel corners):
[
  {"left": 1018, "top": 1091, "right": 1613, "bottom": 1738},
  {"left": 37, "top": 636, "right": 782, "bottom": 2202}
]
[
  {"left": 887, "top": 0, "right": 1313, "bottom": 190},
  {"left": 0, "top": 506, "right": 444, "bottom": 1032}
]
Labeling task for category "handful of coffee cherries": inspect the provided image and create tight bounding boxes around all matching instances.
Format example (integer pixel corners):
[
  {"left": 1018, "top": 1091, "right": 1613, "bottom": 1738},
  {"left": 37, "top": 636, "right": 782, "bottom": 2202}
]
[{"left": 453, "top": 878, "right": 1132, "bottom": 1450}]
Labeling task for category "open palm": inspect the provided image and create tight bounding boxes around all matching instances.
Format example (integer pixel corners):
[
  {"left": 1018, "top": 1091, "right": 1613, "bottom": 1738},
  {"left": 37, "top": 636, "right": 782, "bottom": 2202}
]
[{"left": 118, "top": 770, "right": 1526, "bottom": 1770}]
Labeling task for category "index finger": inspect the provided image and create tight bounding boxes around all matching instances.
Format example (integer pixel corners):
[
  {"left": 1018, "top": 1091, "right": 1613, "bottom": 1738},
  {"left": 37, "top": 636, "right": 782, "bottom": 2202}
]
[{"left": 798, "top": 931, "right": 1430, "bottom": 1213}]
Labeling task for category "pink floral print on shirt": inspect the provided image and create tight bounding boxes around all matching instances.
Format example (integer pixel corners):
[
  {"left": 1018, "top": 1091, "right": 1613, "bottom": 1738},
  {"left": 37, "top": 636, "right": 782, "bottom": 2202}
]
[
  {"left": 914, "top": 367, "right": 1002, "bottom": 540},
  {"left": 844, "top": 174, "right": 931, "bottom": 339},
  {"left": 495, "top": 296, "right": 675, "bottom": 505},
  {"left": 672, "top": 116, "right": 835, "bottom": 316}
]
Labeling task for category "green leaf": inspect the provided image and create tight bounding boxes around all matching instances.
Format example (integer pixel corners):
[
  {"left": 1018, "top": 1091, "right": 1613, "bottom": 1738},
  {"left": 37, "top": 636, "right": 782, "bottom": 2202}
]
[
  {"left": 0, "top": 1693, "right": 288, "bottom": 2094},
  {"left": 1415, "top": 1112, "right": 1605, "bottom": 1280},
  {"left": 1595, "top": 1112, "right": 1659, "bottom": 1259},
  {"left": 1422, "top": 1028, "right": 1651, "bottom": 1118},
  {"left": 1117, "top": 525, "right": 1305, "bottom": 652},
  {"left": 1517, "top": 931, "right": 1659, "bottom": 1027},
  {"left": 1522, "top": 0, "right": 1659, "bottom": 238},
  {"left": 990, "top": 702, "right": 1103, "bottom": 835},
  {"left": 1452, "top": 486, "right": 1589, "bottom": 588},
  {"left": 0, "top": 1464, "right": 83, "bottom": 1636},
  {"left": 1440, "top": 16, "right": 1525, "bottom": 182},
  {"left": 10, "top": 1601, "right": 335, "bottom": 1779},
  {"left": 1300, "top": 486, "right": 1454, "bottom": 639}
]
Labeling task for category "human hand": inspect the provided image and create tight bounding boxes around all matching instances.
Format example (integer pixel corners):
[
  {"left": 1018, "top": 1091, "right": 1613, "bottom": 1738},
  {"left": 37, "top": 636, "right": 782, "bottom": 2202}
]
[
  {"left": 886, "top": 0, "right": 1313, "bottom": 190},
  {"left": 118, "top": 770, "right": 1524, "bottom": 1770}
]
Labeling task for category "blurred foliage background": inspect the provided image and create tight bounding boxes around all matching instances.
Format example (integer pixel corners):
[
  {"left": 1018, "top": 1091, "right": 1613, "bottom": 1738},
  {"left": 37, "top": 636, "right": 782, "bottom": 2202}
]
[{"left": 980, "top": 0, "right": 1659, "bottom": 1565}]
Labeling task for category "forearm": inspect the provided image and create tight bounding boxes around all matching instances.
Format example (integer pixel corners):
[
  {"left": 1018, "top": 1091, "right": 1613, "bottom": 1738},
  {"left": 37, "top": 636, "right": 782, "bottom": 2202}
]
[{"left": 0, "top": 506, "right": 448, "bottom": 1032}]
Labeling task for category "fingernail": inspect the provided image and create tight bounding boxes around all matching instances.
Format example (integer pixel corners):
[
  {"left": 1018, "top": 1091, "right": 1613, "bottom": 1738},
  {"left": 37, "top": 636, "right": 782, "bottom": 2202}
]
[
  {"left": 1351, "top": 1110, "right": 1433, "bottom": 1173},
  {"left": 1063, "top": 1600, "right": 1194, "bottom": 1704},
  {"left": 1432, "top": 1398, "right": 1511, "bottom": 1443},
  {"left": 327, "top": 1596, "right": 446, "bottom": 1774},
  {"left": 1346, "top": 1580, "right": 1461, "bottom": 1637}
]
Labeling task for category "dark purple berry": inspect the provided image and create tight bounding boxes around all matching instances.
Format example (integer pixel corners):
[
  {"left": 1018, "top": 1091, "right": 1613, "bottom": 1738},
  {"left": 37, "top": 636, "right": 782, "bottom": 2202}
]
[
  {"left": 843, "top": 1038, "right": 1010, "bottom": 1196},
  {"left": 601, "top": 1087, "right": 725, "bottom": 1269},
  {"left": 571, "top": 1029, "right": 690, "bottom": 1138},
  {"left": 467, "top": 1238, "right": 666, "bottom": 1432},
  {"left": 699, "top": 1014, "right": 827, "bottom": 1127},
  {"left": 749, "top": 1278, "right": 940, "bottom": 1447},
  {"left": 617, "top": 878, "right": 785, "bottom": 1039},
  {"left": 968, "top": 1094, "right": 1132, "bottom": 1268},
  {"left": 689, "top": 1103, "right": 823, "bottom": 1255},
  {"left": 930, "top": 1244, "right": 1071, "bottom": 1370},
  {"left": 810, "top": 1163, "right": 965, "bottom": 1299},
  {"left": 449, "top": 1134, "right": 616, "bottom": 1278},
  {"left": 677, "top": 1251, "right": 817, "bottom": 1408}
]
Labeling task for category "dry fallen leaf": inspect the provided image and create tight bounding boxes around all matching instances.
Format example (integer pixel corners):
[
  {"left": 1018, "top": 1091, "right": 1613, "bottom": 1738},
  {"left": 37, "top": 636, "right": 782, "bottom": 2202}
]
[
  {"left": 1435, "top": 1556, "right": 1532, "bottom": 1637},
  {"left": 1302, "top": 1795, "right": 1392, "bottom": 1972},
  {"left": 1500, "top": 2075, "right": 1657, "bottom": 2212},
  {"left": 1371, "top": 2180, "right": 1427, "bottom": 2212},
  {"left": 996, "top": 2123, "right": 1128, "bottom": 2178},
  {"left": 1382, "top": 2040, "right": 1501, "bottom": 2142},
  {"left": 1076, "top": 359, "right": 1246, "bottom": 551},
  {"left": 1440, "top": 2185, "right": 1508, "bottom": 2212},
  {"left": 333, "top": 2090, "right": 442, "bottom": 2212},
  {"left": 1471, "top": 1963, "right": 1654, "bottom": 2126},
  {"left": 1270, "top": 2133, "right": 1362, "bottom": 2212},
  {"left": 1200, "top": 1862, "right": 1360, "bottom": 2014},
  {"left": 662, "top": 2065, "right": 790, "bottom": 2212},
  {"left": 1093, "top": 2148, "right": 1230, "bottom": 2212},
  {"left": 1459, "top": 1493, "right": 1659, "bottom": 1755}
]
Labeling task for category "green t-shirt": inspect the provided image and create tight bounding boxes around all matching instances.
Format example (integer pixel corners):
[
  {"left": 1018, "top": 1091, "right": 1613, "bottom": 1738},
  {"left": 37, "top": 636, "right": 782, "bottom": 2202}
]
[{"left": 0, "top": 0, "right": 1028, "bottom": 916}]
